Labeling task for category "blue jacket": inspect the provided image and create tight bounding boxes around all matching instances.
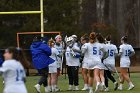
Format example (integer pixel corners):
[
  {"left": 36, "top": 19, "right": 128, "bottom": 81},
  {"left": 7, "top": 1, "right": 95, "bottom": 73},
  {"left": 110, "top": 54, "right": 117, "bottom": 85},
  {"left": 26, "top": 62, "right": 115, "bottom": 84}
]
[
  {"left": 30, "top": 41, "right": 54, "bottom": 69},
  {"left": 0, "top": 53, "right": 3, "bottom": 67}
]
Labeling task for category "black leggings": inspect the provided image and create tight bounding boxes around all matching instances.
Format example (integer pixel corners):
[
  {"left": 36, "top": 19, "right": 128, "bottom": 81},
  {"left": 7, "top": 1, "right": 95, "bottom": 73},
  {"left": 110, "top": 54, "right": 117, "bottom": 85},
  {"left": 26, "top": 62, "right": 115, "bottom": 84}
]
[
  {"left": 104, "top": 70, "right": 116, "bottom": 87},
  {"left": 38, "top": 67, "right": 49, "bottom": 87},
  {"left": 67, "top": 66, "right": 79, "bottom": 86}
]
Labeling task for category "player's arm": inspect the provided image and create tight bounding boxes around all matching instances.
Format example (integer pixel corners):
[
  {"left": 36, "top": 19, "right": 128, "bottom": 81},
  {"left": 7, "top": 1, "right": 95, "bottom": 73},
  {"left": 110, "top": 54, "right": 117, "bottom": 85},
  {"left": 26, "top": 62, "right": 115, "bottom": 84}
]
[
  {"left": 81, "top": 44, "right": 87, "bottom": 56},
  {"left": 71, "top": 44, "right": 81, "bottom": 53},
  {"left": 23, "top": 70, "right": 26, "bottom": 83},
  {"left": 129, "top": 45, "right": 135, "bottom": 57},
  {"left": 114, "top": 45, "right": 119, "bottom": 57},
  {"left": 118, "top": 45, "right": 123, "bottom": 56},
  {"left": 0, "top": 62, "right": 9, "bottom": 74},
  {"left": 129, "top": 51, "right": 135, "bottom": 57},
  {"left": 101, "top": 48, "right": 108, "bottom": 60}
]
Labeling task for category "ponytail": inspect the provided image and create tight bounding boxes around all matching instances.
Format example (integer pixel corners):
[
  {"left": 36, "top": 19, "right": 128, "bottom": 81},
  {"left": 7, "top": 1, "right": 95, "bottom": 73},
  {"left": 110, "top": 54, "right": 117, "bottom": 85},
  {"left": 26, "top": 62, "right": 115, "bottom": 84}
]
[{"left": 89, "top": 32, "right": 96, "bottom": 43}]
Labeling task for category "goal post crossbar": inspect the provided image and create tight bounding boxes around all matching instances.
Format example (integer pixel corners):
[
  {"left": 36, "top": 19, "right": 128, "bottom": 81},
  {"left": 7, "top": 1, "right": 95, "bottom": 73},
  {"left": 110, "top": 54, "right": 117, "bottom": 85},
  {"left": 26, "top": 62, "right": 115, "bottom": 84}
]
[{"left": 0, "top": 11, "right": 42, "bottom": 15}]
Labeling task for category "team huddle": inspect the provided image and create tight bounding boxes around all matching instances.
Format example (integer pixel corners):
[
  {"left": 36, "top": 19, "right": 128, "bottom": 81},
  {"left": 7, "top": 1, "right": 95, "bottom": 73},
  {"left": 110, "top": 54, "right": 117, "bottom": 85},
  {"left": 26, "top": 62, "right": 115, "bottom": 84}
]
[{"left": 0, "top": 32, "right": 135, "bottom": 93}]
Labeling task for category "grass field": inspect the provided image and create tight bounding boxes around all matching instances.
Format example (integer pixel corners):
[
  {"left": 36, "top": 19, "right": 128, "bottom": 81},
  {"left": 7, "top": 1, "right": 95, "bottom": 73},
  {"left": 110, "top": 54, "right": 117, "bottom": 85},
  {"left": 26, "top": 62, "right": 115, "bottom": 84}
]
[{"left": 0, "top": 73, "right": 139, "bottom": 93}]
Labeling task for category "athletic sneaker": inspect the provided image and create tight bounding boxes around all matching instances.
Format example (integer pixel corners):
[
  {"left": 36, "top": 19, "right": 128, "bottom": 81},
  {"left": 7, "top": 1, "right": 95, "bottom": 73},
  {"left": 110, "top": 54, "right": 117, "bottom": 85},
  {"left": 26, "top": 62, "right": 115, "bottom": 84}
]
[
  {"left": 114, "top": 82, "right": 118, "bottom": 90},
  {"left": 45, "top": 87, "right": 52, "bottom": 93},
  {"left": 89, "top": 89, "right": 94, "bottom": 93},
  {"left": 100, "top": 84, "right": 106, "bottom": 91},
  {"left": 68, "top": 85, "right": 73, "bottom": 91},
  {"left": 104, "top": 88, "right": 109, "bottom": 92},
  {"left": 82, "top": 87, "right": 89, "bottom": 91},
  {"left": 34, "top": 84, "right": 41, "bottom": 93},
  {"left": 52, "top": 88, "right": 60, "bottom": 92},
  {"left": 74, "top": 86, "right": 79, "bottom": 91},
  {"left": 128, "top": 85, "right": 134, "bottom": 90},
  {"left": 95, "top": 84, "right": 101, "bottom": 93},
  {"left": 118, "top": 85, "right": 123, "bottom": 91}
]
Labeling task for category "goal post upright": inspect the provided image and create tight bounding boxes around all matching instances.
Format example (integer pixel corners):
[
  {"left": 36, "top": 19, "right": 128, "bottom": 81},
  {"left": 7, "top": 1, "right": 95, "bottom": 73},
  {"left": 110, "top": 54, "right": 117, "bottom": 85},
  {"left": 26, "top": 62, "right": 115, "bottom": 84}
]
[{"left": 40, "top": 0, "right": 44, "bottom": 37}]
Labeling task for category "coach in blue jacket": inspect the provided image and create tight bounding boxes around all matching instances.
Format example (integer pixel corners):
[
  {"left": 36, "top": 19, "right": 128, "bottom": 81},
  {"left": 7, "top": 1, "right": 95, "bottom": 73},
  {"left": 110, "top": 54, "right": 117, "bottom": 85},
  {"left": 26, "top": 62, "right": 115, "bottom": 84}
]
[{"left": 30, "top": 36, "right": 54, "bottom": 93}]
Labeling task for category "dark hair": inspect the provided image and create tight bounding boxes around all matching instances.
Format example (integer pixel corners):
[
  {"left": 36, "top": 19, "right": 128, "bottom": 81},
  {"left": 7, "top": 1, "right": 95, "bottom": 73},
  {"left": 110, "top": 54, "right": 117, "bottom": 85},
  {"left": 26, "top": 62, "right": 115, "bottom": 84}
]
[
  {"left": 96, "top": 33, "right": 105, "bottom": 43},
  {"left": 6, "top": 47, "right": 29, "bottom": 68},
  {"left": 121, "top": 36, "right": 128, "bottom": 43},
  {"left": 81, "top": 34, "right": 89, "bottom": 43},
  {"left": 33, "top": 36, "right": 42, "bottom": 42},
  {"left": 106, "top": 35, "right": 111, "bottom": 41}
]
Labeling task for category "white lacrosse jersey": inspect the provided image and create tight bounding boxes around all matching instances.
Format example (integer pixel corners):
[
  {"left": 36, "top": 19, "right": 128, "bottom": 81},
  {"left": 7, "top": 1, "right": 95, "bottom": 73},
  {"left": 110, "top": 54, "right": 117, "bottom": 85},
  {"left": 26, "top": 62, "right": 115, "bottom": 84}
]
[
  {"left": 81, "top": 43, "right": 89, "bottom": 63},
  {"left": 99, "top": 43, "right": 107, "bottom": 59},
  {"left": 54, "top": 43, "right": 64, "bottom": 58},
  {"left": 49, "top": 47, "right": 59, "bottom": 67},
  {"left": 82, "top": 42, "right": 103, "bottom": 62},
  {"left": 65, "top": 43, "right": 80, "bottom": 66},
  {"left": 54, "top": 43, "right": 64, "bottom": 68},
  {"left": 119, "top": 44, "right": 134, "bottom": 63},
  {"left": 0, "top": 60, "right": 27, "bottom": 93},
  {"left": 103, "top": 43, "right": 118, "bottom": 64}
]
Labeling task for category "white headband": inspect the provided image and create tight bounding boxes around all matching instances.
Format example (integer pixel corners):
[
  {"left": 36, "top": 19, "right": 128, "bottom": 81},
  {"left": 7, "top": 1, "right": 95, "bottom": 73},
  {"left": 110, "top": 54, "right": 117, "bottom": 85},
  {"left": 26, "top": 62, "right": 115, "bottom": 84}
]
[{"left": 55, "top": 35, "right": 61, "bottom": 40}]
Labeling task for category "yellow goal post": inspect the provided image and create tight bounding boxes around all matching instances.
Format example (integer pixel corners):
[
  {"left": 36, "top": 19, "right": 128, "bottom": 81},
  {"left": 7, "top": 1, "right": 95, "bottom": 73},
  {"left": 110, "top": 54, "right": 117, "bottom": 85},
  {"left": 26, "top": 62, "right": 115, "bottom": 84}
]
[{"left": 0, "top": 0, "right": 45, "bottom": 37}]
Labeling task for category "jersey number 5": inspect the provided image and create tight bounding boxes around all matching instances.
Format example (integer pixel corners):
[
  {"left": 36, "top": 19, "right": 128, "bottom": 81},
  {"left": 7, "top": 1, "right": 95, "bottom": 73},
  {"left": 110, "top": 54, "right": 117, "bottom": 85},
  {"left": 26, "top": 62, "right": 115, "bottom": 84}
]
[{"left": 93, "top": 47, "right": 97, "bottom": 55}]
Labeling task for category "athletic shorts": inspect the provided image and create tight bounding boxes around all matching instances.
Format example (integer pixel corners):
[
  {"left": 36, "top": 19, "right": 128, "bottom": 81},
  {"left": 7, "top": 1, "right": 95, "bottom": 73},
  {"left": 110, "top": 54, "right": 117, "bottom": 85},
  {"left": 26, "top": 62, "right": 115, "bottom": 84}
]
[
  {"left": 87, "top": 59, "right": 102, "bottom": 70},
  {"left": 49, "top": 66, "right": 57, "bottom": 73},
  {"left": 120, "top": 61, "right": 130, "bottom": 68},
  {"left": 104, "top": 63, "right": 115, "bottom": 71},
  {"left": 4, "top": 84, "right": 27, "bottom": 93},
  {"left": 82, "top": 62, "right": 88, "bottom": 69},
  {"left": 93, "top": 64, "right": 105, "bottom": 70}
]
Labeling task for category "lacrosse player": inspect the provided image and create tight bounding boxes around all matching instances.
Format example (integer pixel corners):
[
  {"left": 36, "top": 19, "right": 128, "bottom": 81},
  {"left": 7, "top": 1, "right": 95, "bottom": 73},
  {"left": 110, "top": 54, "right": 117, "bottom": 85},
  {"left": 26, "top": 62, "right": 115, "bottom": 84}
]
[
  {"left": 82, "top": 32, "right": 108, "bottom": 93},
  {"left": 65, "top": 36, "right": 81, "bottom": 91},
  {"left": 96, "top": 33, "right": 107, "bottom": 91},
  {"left": 0, "top": 47, "right": 27, "bottom": 93},
  {"left": 103, "top": 35, "right": 118, "bottom": 91},
  {"left": 81, "top": 34, "right": 89, "bottom": 91},
  {"left": 118, "top": 36, "right": 135, "bottom": 91},
  {"left": 54, "top": 35, "right": 64, "bottom": 90},
  {"left": 46, "top": 39, "right": 62, "bottom": 92}
]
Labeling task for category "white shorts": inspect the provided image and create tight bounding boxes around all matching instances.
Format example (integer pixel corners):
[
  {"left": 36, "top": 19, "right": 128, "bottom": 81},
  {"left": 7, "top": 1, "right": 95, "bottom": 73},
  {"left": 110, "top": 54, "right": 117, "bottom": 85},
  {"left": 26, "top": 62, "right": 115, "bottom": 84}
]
[
  {"left": 93, "top": 63, "right": 105, "bottom": 70},
  {"left": 49, "top": 66, "right": 57, "bottom": 73},
  {"left": 4, "top": 84, "right": 27, "bottom": 93},
  {"left": 120, "top": 61, "right": 130, "bottom": 68},
  {"left": 82, "top": 62, "right": 88, "bottom": 69},
  {"left": 104, "top": 63, "right": 115, "bottom": 71},
  {"left": 87, "top": 59, "right": 102, "bottom": 70}
]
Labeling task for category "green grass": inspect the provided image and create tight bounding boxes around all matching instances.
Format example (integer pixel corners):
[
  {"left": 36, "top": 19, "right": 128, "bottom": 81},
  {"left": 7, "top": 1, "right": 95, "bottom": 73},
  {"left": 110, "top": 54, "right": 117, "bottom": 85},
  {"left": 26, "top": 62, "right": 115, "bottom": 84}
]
[{"left": 0, "top": 73, "right": 140, "bottom": 93}]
